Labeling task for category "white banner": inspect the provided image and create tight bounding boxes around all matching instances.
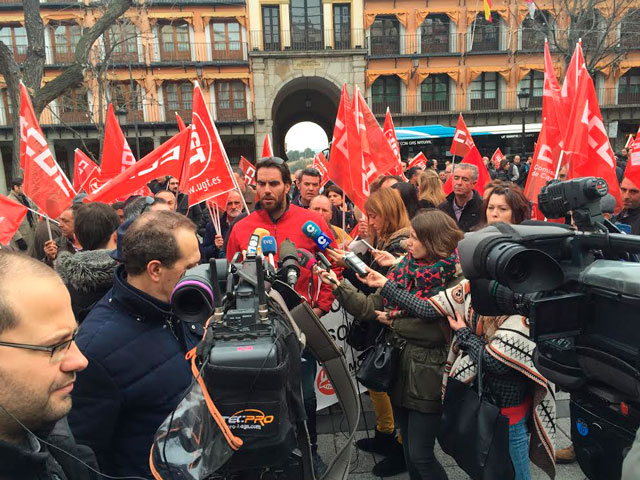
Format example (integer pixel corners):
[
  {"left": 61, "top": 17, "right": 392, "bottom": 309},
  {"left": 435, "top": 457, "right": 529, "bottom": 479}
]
[{"left": 315, "top": 299, "right": 368, "bottom": 410}]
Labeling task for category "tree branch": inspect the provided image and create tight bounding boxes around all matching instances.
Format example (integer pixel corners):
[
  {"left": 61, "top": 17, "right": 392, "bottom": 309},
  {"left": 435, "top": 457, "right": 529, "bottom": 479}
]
[{"left": 23, "top": 0, "right": 45, "bottom": 93}]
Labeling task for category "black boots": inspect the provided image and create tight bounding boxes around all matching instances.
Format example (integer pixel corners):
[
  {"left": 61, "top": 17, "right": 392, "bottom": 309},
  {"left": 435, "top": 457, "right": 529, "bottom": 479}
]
[{"left": 356, "top": 429, "right": 407, "bottom": 477}]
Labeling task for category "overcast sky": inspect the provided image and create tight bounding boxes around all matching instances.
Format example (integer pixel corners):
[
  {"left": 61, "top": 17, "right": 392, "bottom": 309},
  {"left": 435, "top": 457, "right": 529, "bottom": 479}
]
[{"left": 285, "top": 122, "right": 329, "bottom": 152}]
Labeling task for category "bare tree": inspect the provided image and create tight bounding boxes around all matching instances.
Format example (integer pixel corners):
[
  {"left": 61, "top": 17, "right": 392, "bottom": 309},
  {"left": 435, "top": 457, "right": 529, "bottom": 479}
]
[
  {"left": 0, "top": 0, "right": 132, "bottom": 177},
  {"left": 534, "top": 0, "right": 639, "bottom": 74}
]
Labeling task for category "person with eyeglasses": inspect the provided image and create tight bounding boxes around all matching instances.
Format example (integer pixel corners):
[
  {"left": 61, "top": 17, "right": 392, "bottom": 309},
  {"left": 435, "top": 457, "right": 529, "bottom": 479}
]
[
  {"left": 67, "top": 211, "right": 203, "bottom": 477},
  {"left": 0, "top": 250, "right": 99, "bottom": 480}
]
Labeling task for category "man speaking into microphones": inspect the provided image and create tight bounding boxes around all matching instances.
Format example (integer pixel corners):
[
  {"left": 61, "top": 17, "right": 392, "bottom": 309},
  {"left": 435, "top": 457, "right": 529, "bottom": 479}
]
[{"left": 225, "top": 157, "right": 337, "bottom": 475}]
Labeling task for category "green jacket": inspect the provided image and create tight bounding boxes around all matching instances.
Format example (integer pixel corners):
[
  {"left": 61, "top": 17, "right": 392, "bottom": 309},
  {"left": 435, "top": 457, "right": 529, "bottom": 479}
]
[{"left": 334, "top": 281, "right": 447, "bottom": 413}]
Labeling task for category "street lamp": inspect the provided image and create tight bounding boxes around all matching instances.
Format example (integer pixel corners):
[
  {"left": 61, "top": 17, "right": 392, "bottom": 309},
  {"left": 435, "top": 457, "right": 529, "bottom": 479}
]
[{"left": 517, "top": 89, "right": 531, "bottom": 155}]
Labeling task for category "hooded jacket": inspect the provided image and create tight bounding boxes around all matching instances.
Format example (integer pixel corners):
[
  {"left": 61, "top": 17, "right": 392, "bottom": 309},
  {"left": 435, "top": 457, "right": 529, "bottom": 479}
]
[
  {"left": 0, "top": 418, "right": 99, "bottom": 480},
  {"left": 55, "top": 250, "right": 117, "bottom": 323},
  {"left": 68, "top": 265, "right": 203, "bottom": 478}
]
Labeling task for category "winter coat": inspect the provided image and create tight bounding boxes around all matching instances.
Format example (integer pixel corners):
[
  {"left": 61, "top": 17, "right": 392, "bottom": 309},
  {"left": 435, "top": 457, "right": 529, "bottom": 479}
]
[
  {"left": 0, "top": 418, "right": 99, "bottom": 480},
  {"left": 8, "top": 190, "right": 36, "bottom": 252},
  {"left": 438, "top": 191, "right": 483, "bottom": 232},
  {"left": 68, "top": 265, "right": 203, "bottom": 478},
  {"left": 55, "top": 249, "right": 117, "bottom": 323},
  {"left": 201, "top": 212, "right": 233, "bottom": 261},
  {"left": 226, "top": 203, "right": 336, "bottom": 313},
  {"left": 613, "top": 207, "right": 640, "bottom": 235}
]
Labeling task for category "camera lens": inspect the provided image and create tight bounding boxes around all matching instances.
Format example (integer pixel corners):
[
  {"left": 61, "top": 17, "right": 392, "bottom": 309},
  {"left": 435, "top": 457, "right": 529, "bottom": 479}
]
[{"left": 171, "top": 265, "right": 215, "bottom": 324}]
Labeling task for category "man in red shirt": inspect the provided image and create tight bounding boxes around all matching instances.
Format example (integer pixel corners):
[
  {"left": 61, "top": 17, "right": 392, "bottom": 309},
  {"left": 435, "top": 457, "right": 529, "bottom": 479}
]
[{"left": 225, "top": 157, "right": 335, "bottom": 476}]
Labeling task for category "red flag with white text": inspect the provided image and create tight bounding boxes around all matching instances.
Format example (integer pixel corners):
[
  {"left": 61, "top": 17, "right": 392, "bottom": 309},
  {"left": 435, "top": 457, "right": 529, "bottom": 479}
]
[
  {"left": 239, "top": 156, "right": 256, "bottom": 186},
  {"left": 73, "top": 149, "right": 99, "bottom": 192},
  {"left": 262, "top": 135, "right": 274, "bottom": 158},
  {"left": 561, "top": 41, "right": 585, "bottom": 120},
  {"left": 86, "top": 128, "right": 191, "bottom": 204},
  {"left": 490, "top": 148, "right": 504, "bottom": 170},
  {"left": 409, "top": 152, "right": 428, "bottom": 170},
  {"left": 449, "top": 114, "right": 475, "bottom": 158},
  {"left": 0, "top": 194, "right": 28, "bottom": 244},
  {"left": 383, "top": 108, "right": 403, "bottom": 177},
  {"left": 442, "top": 146, "right": 491, "bottom": 197},
  {"left": 100, "top": 104, "right": 137, "bottom": 181},
  {"left": 623, "top": 129, "right": 640, "bottom": 189},
  {"left": 625, "top": 134, "right": 635, "bottom": 150},
  {"left": 180, "top": 83, "right": 237, "bottom": 206},
  {"left": 311, "top": 152, "right": 329, "bottom": 187},
  {"left": 562, "top": 68, "right": 622, "bottom": 211},
  {"left": 20, "top": 83, "right": 75, "bottom": 218},
  {"left": 524, "top": 40, "right": 566, "bottom": 217},
  {"left": 328, "top": 85, "right": 367, "bottom": 212}
]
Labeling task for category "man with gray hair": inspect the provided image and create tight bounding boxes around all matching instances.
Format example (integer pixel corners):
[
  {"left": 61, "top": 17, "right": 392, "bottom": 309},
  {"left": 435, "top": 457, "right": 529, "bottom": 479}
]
[{"left": 438, "top": 163, "right": 483, "bottom": 232}]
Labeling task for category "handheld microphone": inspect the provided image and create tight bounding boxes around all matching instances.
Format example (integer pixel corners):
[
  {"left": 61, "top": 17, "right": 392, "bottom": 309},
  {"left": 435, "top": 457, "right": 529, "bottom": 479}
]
[
  {"left": 342, "top": 251, "right": 368, "bottom": 277},
  {"left": 254, "top": 228, "right": 271, "bottom": 256},
  {"left": 247, "top": 228, "right": 271, "bottom": 257},
  {"left": 302, "top": 220, "right": 333, "bottom": 251},
  {"left": 316, "top": 252, "right": 332, "bottom": 271},
  {"left": 261, "top": 236, "right": 277, "bottom": 269},
  {"left": 279, "top": 239, "right": 300, "bottom": 287},
  {"left": 297, "top": 248, "right": 317, "bottom": 270}
]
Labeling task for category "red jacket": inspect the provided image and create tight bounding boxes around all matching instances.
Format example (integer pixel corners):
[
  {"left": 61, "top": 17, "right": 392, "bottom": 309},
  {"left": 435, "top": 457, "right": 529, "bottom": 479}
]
[{"left": 226, "top": 204, "right": 336, "bottom": 313}]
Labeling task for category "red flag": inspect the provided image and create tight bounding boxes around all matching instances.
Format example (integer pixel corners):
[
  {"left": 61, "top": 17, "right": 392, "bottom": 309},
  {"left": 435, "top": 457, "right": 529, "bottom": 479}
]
[
  {"left": 73, "top": 149, "right": 99, "bottom": 192},
  {"left": 180, "top": 83, "right": 237, "bottom": 206},
  {"left": 383, "top": 108, "right": 403, "bottom": 177},
  {"left": 524, "top": 40, "right": 566, "bottom": 216},
  {"left": 328, "top": 85, "right": 367, "bottom": 212},
  {"left": 176, "top": 112, "right": 187, "bottom": 132},
  {"left": 563, "top": 68, "right": 622, "bottom": 211},
  {"left": 623, "top": 129, "right": 640, "bottom": 190},
  {"left": 262, "top": 135, "right": 274, "bottom": 158},
  {"left": 239, "top": 156, "right": 256, "bottom": 186},
  {"left": 0, "top": 194, "right": 28, "bottom": 245},
  {"left": 311, "top": 152, "right": 329, "bottom": 188},
  {"left": 561, "top": 41, "right": 585, "bottom": 116},
  {"left": 19, "top": 83, "right": 75, "bottom": 219},
  {"left": 86, "top": 128, "right": 192, "bottom": 204},
  {"left": 490, "top": 148, "right": 505, "bottom": 170},
  {"left": 409, "top": 152, "right": 428, "bottom": 170},
  {"left": 442, "top": 147, "right": 491, "bottom": 197},
  {"left": 449, "top": 114, "right": 475, "bottom": 158},
  {"left": 100, "top": 104, "right": 137, "bottom": 181},
  {"left": 354, "top": 88, "right": 399, "bottom": 180},
  {"left": 625, "top": 134, "right": 635, "bottom": 150}
]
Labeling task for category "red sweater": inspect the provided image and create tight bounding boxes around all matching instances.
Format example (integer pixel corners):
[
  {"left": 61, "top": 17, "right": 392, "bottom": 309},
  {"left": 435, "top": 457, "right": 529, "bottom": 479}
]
[{"left": 225, "top": 204, "right": 336, "bottom": 313}]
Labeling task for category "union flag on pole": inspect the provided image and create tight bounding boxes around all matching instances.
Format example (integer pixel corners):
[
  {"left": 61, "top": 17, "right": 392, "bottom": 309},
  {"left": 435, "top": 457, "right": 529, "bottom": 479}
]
[
  {"left": 0, "top": 194, "right": 28, "bottom": 245},
  {"left": 625, "top": 134, "right": 635, "bottom": 150},
  {"left": 73, "top": 149, "right": 99, "bottom": 192},
  {"left": 328, "top": 85, "right": 367, "bottom": 212},
  {"left": 442, "top": 146, "right": 491, "bottom": 197},
  {"left": 179, "top": 82, "right": 237, "bottom": 206},
  {"left": 626, "top": 128, "right": 640, "bottom": 189},
  {"left": 176, "top": 112, "right": 187, "bottom": 132},
  {"left": 450, "top": 114, "right": 475, "bottom": 158},
  {"left": 383, "top": 108, "right": 403, "bottom": 177},
  {"left": 86, "top": 127, "right": 192, "bottom": 204},
  {"left": 484, "top": 0, "right": 492, "bottom": 22},
  {"left": 490, "top": 148, "right": 505, "bottom": 170},
  {"left": 409, "top": 152, "right": 428, "bottom": 170},
  {"left": 239, "top": 156, "right": 256, "bottom": 186},
  {"left": 100, "top": 103, "right": 137, "bottom": 181},
  {"left": 262, "top": 134, "right": 274, "bottom": 158},
  {"left": 20, "top": 83, "right": 76, "bottom": 219},
  {"left": 311, "top": 151, "right": 329, "bottom": 187}
]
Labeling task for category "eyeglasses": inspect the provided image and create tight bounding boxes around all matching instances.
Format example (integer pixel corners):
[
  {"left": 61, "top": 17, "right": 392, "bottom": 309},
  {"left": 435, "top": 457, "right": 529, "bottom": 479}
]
[
  {"left": 0, "top": 330, "right": 78, "bottom": 363},
  {"left": 257, "top": 156, "right": 285, "bottom": 165}
]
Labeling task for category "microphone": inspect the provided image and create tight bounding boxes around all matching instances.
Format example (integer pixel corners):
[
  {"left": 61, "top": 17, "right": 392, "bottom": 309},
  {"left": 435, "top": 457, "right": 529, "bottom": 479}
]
[
  {"left": 279, "top": 240, "right": 300, "bottom": 287},
  {"left": 302, "top": 220, "right": 333, "bottom": 251},
  {"left": 247, "top": 228, "right": 271, "bottom": 258},
  {"left": 297, "top": 248, "right": 317, "bottom": 270},
  {"left": 261, "top": 236, "right": 277, "bottom": 269},
  {"left": 302, "top": 221, "right": 367, "bottom": 276}
]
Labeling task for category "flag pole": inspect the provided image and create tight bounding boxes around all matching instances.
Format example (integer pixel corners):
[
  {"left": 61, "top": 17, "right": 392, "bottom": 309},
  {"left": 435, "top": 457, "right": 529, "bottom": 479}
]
[
  {"left": 341, "top": 191, "right": 347, "bottom": 249},
  {"left": 45, "top": 216, "right": 54, "bottom": 243}
]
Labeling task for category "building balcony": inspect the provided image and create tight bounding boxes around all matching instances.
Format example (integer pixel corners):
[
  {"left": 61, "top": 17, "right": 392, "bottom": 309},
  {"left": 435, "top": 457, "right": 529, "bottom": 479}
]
[
  {"left": 249, "top": 29, "right": 366, "bottom": 52},
  {"left": 368, "top": 32, "right": 461, "bottom": 57}
]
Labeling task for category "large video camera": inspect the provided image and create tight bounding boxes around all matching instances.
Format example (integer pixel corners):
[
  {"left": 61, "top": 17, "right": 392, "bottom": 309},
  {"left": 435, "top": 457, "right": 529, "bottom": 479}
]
[{"left": 458, "top": 178, "right": 640, "bottom": 480}]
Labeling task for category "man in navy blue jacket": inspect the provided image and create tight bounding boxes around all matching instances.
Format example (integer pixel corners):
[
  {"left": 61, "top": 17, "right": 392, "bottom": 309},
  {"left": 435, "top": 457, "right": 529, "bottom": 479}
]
[{"left": 68, "top": 211, "right": 202, "bottom": 477}]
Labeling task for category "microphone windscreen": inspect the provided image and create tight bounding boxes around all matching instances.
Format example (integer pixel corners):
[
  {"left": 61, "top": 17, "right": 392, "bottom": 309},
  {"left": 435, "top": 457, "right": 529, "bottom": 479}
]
[
  {"left": 261, "top": 236, "right": 277, "bottom": 255},
  {"left": 302, "top": 220, "right": 321, "bottom": 240}
]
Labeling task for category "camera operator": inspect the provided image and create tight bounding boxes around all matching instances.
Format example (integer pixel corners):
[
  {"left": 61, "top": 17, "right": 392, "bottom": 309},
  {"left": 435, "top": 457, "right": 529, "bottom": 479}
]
[
  {"left": 612, "top": 176, "right": 640, "bottom": 235},
  {"left": 68, "top": 211, "right": 202, "bottom": 477},
  {"left": 0, "top": 250, "right": 97, "bottom": 480},
  {"left": 225, "top": 157, "right": 336, "bottom": 475}
]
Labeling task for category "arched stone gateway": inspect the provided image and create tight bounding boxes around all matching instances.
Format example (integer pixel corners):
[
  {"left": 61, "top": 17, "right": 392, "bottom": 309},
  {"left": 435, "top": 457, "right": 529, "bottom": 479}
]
[{"left": 251, "top": 51, "right": 366, "bottom": 159}]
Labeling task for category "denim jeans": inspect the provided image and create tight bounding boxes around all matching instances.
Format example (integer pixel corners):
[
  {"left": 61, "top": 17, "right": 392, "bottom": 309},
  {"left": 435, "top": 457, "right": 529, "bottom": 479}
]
[
  {"left": 509, "top": 415, "right": 531, "bottom": 480},
  {"left": 301, "top": 351, "right": 318, "bottom": 449},
  {"left": 393, "top": 406, "right": 448, "bottom": 480}
]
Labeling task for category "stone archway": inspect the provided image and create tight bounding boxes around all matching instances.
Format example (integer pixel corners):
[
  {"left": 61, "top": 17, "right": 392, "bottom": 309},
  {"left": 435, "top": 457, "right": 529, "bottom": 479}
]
[{"left": 271, "top": 76, "right": 341, "bottom": 158}]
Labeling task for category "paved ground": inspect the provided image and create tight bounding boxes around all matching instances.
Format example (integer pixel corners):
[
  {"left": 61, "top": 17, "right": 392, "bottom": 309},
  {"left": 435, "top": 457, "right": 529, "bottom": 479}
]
[{"left": 316, "top": 392, "right": 585, "bottom": 479}]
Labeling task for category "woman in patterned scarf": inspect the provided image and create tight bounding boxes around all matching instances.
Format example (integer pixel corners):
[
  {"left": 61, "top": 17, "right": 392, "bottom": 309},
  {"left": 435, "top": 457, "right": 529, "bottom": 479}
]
[{"left": 320, "top": 209, "right": 463, "bottom": 480}]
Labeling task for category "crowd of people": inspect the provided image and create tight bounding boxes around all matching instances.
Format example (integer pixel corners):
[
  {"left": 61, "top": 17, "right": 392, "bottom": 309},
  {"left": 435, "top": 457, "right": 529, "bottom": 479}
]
[{"left": 1, "top": 147, "right": 640, "bottom": 480}]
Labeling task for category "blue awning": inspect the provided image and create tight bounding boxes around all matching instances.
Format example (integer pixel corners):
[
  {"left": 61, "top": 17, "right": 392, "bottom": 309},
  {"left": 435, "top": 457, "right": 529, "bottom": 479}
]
[{"left": 395, "top": 123, "right": 542, "bottom": 141}]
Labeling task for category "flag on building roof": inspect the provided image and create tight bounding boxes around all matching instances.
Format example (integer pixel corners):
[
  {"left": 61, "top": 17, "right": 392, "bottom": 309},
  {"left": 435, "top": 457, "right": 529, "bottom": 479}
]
[{"left": 484, "top": 0, "right": 492, "bottom": 22}]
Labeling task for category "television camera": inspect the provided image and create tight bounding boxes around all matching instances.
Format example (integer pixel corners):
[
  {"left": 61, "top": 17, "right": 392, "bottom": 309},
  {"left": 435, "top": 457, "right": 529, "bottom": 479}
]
[{"left": 459, "top": 177, "right": 640, "bottom": 480}]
